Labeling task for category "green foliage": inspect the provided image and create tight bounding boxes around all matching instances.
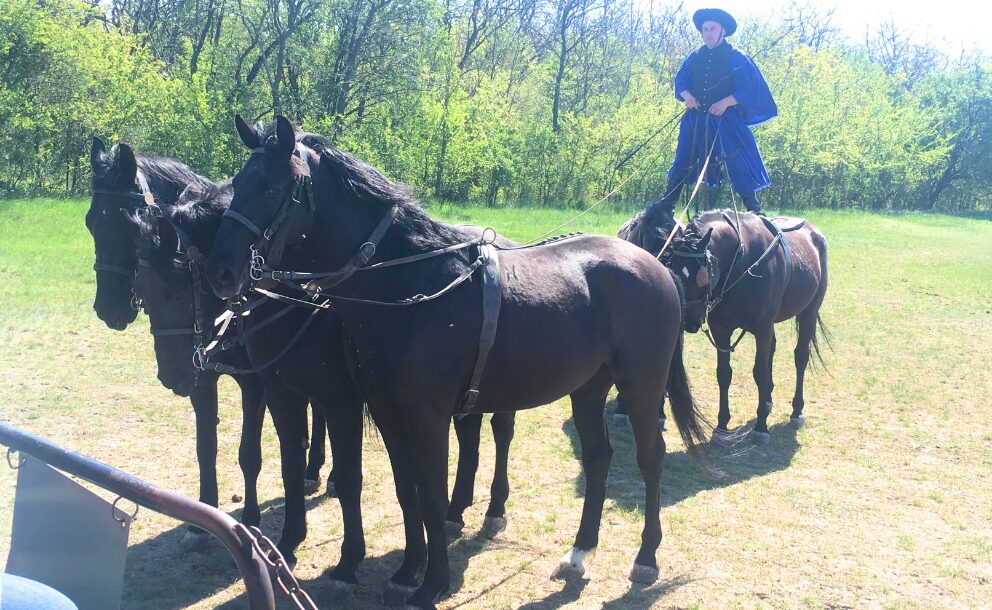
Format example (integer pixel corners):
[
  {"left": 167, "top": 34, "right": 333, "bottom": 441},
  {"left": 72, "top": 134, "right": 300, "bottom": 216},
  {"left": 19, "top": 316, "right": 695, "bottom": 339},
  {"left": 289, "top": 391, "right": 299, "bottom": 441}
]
[{"left": 0, "top": 0, "right": 989, "bottom": 211}]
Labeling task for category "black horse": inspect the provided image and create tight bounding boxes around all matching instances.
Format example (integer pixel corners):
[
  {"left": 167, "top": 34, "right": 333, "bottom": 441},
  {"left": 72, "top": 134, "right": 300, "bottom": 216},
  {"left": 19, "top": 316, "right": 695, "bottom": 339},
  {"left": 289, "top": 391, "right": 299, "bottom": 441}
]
[
  {"left": 205, "top": 116, "right": 708, "bottom": 609},
  {"left": 624, "top": 206, "right": 829, "bottom": 444},
  {"left": 128, "top": 178, "right": 517, "bottom": 594},
  {"left": 87, "top": 140, "right": 326, "bottom": 550}
]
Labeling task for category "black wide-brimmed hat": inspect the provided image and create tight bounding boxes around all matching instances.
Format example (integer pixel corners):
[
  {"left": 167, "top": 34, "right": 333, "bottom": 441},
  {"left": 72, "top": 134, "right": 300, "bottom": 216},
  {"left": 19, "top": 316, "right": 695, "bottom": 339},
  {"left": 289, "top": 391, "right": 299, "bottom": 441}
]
[{"left": 693, "top": 8, "right": 737, "bottom": 36}]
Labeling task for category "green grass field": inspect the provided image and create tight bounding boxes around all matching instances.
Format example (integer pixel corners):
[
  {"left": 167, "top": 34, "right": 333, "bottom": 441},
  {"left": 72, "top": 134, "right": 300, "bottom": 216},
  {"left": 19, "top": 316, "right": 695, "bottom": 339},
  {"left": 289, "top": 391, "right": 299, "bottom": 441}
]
[{"left": 1, "top": 198, "right": 991, "bottom": 609}]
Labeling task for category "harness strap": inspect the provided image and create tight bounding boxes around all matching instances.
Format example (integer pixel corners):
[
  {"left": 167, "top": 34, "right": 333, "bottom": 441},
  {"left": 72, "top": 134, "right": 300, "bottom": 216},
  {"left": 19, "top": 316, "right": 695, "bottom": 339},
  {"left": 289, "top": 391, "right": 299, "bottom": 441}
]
[
  {"left": 93, "top": 262, "right": 133, "bottom": 277},
  {"left": 206, "top": 308, "right": 323, "bottom": 376},
  {"left": 704, "top": 327, "right": 748, "bottom": 353},
  {"left": 223, "top": 209, "right": 266, "bottom": 239},
  {"left": 459, "top": 244, "right": 502, "bottom": 415}
]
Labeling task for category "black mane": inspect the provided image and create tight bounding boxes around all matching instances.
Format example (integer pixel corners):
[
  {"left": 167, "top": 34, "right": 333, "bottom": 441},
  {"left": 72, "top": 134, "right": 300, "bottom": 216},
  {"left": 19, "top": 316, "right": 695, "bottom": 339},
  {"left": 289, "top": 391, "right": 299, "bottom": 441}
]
[
  {"left": 168, "top": 180, "right": 233, "bottom": 254},
  {"left": 259, "top": 121, "right": 470, "bottom": 251}
]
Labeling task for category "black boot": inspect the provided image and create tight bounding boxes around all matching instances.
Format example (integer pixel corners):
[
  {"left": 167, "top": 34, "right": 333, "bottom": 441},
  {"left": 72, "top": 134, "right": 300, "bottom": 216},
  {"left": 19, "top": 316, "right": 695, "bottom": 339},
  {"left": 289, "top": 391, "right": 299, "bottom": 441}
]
[{"left": 739, "top": 191, "right": 763, "bottom": 215}]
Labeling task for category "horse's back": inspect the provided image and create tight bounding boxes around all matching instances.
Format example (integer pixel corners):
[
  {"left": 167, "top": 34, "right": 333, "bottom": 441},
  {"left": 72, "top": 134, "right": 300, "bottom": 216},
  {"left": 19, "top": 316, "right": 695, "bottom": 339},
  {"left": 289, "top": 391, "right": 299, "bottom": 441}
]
[{"left": 477, "top": 235, "right": 682, "bottom": 410}]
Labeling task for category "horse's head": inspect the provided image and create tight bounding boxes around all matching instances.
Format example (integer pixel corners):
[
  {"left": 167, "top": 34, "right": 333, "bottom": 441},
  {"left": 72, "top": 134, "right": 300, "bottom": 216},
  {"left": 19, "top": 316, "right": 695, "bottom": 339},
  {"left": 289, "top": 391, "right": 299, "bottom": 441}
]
[
  {"left": 128, "top": 204, "right": 207, "bottom": 396},
  {"left": 618, "top": 202, "right": 684, "bottom": 256},
  {"left": 664, "top": 226, "right": 718, "bottom": 333},
  {"left": 206, "top": 115, "right": 313, "bottom": 299},
  {"left": 88, "top": 137, "right": 147, "bottom": 329}
]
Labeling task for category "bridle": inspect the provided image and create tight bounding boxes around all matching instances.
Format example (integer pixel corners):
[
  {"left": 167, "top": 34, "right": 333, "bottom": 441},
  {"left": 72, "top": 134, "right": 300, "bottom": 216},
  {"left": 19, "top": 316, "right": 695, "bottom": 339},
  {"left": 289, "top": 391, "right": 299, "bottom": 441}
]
[
  {"left": 92, "top": 172, "right": 156, "bottom": 312},
  {"left": 221, "top": 143, "right": 316, "bottom": 284},
  {"left": 136, "top": 220, "right": 212, "bottom": 379}
]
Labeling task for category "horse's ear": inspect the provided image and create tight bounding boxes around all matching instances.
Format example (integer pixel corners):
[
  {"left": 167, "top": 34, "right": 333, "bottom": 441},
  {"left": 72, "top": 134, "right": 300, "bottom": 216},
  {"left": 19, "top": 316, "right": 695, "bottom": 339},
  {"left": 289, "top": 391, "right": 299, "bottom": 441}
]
[
  {"left": 115, "top": 143, "right": 138, "bottom": 184},
  {"left": 90, "top": 137, "right": 106, "bottom": 168},
  {"left": 275, "top": 115, "right": 296, "bottom": 157},
  {"left": 234, "top": 114, "right": 261, "bottom": 149},
  {"left": 698, "top": 227, "right": 714, "bottom": 251}
]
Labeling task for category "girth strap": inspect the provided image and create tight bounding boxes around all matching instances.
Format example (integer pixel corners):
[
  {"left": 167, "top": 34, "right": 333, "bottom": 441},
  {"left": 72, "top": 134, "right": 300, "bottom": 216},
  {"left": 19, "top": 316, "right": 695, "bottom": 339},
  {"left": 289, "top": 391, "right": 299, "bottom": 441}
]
[
  {"left": 759, "top": 215, "right": 793, "bottom": 286},
  {"left": 459, "top": 244, "right": 502, "bottom": 415}
]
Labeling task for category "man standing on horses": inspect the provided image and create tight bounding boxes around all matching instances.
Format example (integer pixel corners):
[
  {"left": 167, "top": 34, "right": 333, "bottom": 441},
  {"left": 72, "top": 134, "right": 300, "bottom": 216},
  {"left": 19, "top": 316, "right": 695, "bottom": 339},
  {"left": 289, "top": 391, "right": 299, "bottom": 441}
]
[{"left": 656, "top": 8, "right": 777, "bottom": 215}]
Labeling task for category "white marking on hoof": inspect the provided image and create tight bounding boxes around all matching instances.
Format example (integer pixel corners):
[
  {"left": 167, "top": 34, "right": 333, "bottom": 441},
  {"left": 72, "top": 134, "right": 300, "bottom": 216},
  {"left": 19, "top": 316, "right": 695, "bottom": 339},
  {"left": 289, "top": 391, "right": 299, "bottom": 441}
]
[
  {"left": 751, "top": 430, "right": 771, "bottom": 446},
  {"left": 179, "top": 528, "right": 211, "bottom": 553},
  {"left": 383, "top": 581, "right": 417, "bottom": 607},
  {"left": 551, "top": 547, "right": 596, "bottom": 580},
  {"left": 628, "top": 563, "right": 659, "bottom": 584},
  {"left": 482, "top": 514, "right": 508, "bottom": 538},
  {"left": 613, "top": 413, "right": 630, "bottom": 426},
  {"left": 711, "top": 429, "right": 733, "bottom": 447},
  {"left": 444, "top": 519, "right": 464, "bottom": 539},
  {"left": 303, "top": 478, "right": 321, "bottom": 495},
  {"left": 326, "top": 579, "right": 357, "bottom": 599},
  {"left": 325, "top": 481, "right": 337, "bottom": 498},
  {"left": 790, "top": 415, "right": 805, "bottom": 429}
]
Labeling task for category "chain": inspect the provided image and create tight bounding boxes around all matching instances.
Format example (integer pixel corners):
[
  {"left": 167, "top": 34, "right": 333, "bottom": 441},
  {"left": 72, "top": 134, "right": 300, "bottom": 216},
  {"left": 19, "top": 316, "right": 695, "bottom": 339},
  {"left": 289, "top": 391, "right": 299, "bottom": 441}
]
[
  {"left": 6, "top": 447, "right": 19, "bottom": 469},
  {"left": 234, "top": 523, "right": 319, "bottom": 610}
]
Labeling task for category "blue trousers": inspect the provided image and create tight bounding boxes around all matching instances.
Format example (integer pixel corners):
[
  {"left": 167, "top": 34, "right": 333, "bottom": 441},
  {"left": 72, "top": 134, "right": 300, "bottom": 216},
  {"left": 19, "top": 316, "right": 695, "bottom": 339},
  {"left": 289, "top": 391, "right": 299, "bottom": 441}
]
[
  {"left": 0, "top": 574, "right": 77, "bottom": 610},
  {"left": 668, "top": 108, "right": 771, "bottom": 195}
]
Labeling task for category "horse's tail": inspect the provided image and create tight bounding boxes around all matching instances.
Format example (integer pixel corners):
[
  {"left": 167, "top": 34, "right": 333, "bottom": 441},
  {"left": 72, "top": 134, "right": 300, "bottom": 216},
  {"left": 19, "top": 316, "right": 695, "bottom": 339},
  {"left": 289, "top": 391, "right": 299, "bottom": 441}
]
[
  {"left": 809, "top": 313, "right": 832, "bottom": 369},
  {"left": 667, "top": 329, "right": 711, "bottom": 459}
]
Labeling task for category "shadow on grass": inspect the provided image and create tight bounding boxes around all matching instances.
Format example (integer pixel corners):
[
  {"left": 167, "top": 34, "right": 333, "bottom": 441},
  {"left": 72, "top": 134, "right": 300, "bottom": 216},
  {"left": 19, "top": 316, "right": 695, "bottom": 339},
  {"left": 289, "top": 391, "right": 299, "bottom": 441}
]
[
  {"left": 564, "top": 399, "right": 802, "bottom": 512},
  {"left": 121, "top": 492, "right": 335, "bottom": 609},
  {"left": 125, "top": 489, "right": 522, "bottom": 609}
]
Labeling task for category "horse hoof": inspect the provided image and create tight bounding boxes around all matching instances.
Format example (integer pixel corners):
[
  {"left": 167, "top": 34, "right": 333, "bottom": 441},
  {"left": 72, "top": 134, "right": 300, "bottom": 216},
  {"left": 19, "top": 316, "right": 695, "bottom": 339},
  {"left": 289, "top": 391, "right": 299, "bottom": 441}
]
[
  {"left": 326, "top": 578, "right": 357, "bottom": 599},
  {"left": 551, "top": 547, "right": 596, "bottom": 580},
  {"left": 383, "top": 581, "right": 417, "bottom": 607},
  {"left": 711, "top": 429, "right": 733, "bottom": 447},
  {"left": 628, "top": 563, "right": 659, "bottom": 584},
  {"left": 482, "top": 514, "right": 508, "bottom": 538},
  {"left": 444, "top": 519, "right": 464, "bottom": 539},
  {"left": 613, "top": 413, "right": 629, "bottom": 426},
  {"left": 751, "top": 430, "right": 771, "bottom": 446},
  {"left": 325, "top": 481, "right": 337, "bottom": 498},
  {"left": 179, "top": 528, "right": 211, "bottom": 553},
  {"left": 790, "top": 415, "right": 805, "bottom": 429},
  {"left": 304, "top": 478, "right": 321, "bottom": 495}
]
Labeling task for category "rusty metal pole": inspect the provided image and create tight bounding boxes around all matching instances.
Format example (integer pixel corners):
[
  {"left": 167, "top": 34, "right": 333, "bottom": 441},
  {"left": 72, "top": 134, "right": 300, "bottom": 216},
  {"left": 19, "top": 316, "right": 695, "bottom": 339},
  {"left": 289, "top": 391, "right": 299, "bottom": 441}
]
[{"left": 0, "top": 421, "right": 275, "bottom": 610}]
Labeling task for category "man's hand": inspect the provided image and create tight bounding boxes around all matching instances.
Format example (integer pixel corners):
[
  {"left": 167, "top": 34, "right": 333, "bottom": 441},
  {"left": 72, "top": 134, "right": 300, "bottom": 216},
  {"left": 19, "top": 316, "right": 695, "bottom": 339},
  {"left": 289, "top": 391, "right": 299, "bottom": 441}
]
[
  {"left": 709, "top": 95, "right": 737, "bottom": 116},
  {"left": 680, "top": 91, "right": 700, "bottom": 110}
]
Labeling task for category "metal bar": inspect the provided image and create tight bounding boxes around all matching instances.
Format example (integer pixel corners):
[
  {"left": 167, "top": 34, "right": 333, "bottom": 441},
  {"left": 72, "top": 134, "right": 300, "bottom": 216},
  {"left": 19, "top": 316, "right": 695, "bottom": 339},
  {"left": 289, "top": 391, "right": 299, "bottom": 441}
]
[{"left": 0, "top": 421, "right": 275, "bottom": 610}]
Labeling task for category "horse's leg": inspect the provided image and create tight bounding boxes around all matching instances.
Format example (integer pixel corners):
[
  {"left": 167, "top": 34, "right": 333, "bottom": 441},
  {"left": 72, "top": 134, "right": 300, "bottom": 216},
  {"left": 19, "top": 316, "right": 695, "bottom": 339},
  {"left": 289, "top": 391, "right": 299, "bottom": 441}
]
[
  {"left": 625, "top": 381, "right": 666, "bottom": 583},
  {"left": 319, "top": 395, "right": 366, "bottom": 597},
  {"left": 751, "top": 324, "right": 776, "bottom": 445},
  {"left": 553, "top": 367, "right": 613, "bottom": 580},
  {"left": 304, "top": 402, "right": 327, "bottom": 496},
  {"left": 180, "top": 374, "right": 220, "bottom": 552},
  {"left": 264, "top": 386, "right": 310, "bottom": 567},
  {"left": 711, "top": 324, "right": 735, "bottom": 446},
  {"left": 447, "top": 413, "right": 483, "bottom": 537},
  {"left": 483, "top": 412, "right": 515, "bottom": 538},
  {"left": 405, "top": 411, "right": 453, "bottom": 610},
  {"left": 791, "top": 307, "right": 818, "bottom": 428},
  {"left": 236, "top": 374, "right": 266, "bottom": 529},
  {"left": 372, "top": 411, "right": 427, "bottom": 605}
]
